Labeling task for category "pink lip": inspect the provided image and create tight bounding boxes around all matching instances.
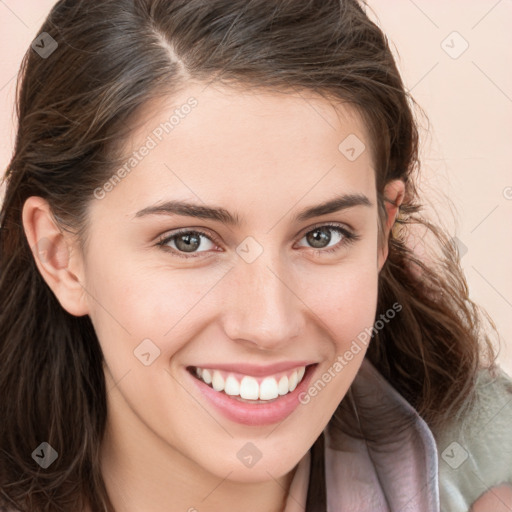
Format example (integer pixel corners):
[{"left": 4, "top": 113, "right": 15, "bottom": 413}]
[
  {"left": 189, "top": 361, "right": 314, "bottom": 377},
  {"left": 184, "top": 363, "right": 317, "bottom": 426}
]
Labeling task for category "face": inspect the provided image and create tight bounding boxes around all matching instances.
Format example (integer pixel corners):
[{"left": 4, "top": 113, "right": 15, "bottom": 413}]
[{"left": 72, "top": 83, "right": 400, "bottom": 482}]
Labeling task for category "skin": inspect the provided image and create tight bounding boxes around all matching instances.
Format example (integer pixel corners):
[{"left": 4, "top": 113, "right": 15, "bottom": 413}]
[
  {"left": 470, "top": 485, "right": 512, "bottom": 512},
  {"left": 22, "top": 82, "right": 404, "bottom": 512}
]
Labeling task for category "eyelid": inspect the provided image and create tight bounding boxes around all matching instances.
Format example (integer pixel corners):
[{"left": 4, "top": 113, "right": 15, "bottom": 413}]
[{"left": 295, "top": 220, "right": 354, "bottom": 239}]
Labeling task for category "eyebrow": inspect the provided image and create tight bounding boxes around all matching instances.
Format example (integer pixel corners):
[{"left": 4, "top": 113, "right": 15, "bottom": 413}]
[{"left": 134, "top": 193, "right": 372, "bottom": 225}]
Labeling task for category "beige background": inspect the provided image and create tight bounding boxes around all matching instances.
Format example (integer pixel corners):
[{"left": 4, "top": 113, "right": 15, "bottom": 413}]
[{"left": 1, "top": 1, "right": 511, "bottom": 374}]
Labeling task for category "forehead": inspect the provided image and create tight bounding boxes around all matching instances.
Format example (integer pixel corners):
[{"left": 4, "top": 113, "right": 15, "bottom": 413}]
[{"left": 99, "top": 82, "right": 376, "bottom": 221}]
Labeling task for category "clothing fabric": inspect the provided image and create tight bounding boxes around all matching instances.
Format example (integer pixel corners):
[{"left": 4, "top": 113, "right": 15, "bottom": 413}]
[{"left": 283, "top": 357, "right": 512, "bottom": 511}]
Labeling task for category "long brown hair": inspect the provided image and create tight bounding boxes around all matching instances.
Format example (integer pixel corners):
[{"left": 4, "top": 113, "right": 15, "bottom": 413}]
[{"left": 0, "top": 0, "right": 500, "bottom": 510}]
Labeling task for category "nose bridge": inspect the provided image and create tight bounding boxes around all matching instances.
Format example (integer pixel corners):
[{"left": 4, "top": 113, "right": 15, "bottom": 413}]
[{"left": 222, "top": 247, "right": 304, "bottom": 349}]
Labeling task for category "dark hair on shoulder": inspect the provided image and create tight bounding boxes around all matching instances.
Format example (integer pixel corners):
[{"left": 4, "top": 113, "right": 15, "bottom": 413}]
[{"left": 0, "top": 0, "right": 500, "bottom": 510}]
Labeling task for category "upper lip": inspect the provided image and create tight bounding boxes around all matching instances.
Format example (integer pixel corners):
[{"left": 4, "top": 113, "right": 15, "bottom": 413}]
[{"left": 188, "top": 361, "right": 316, "bottom": 377}]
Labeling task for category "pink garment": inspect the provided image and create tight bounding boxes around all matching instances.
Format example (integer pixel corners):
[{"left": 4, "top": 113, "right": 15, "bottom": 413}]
[{"left": 283, "top": 358, "right": 439, "bottom": 511}]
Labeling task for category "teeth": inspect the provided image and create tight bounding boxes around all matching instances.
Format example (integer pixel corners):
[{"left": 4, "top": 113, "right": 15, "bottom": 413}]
[
  {"left": 193, "top": 365, "right": 307, "bottom": 401},
  {"left": 212, "top": 370, "right": 224, "bottom": 392},
  {"left": 278, "top": 375, "right": 289, "bottom": 395},
  {"left": 240, "top": 376, "right": 259, "bottom": 400},
  {"left": 288, "top": 370, "right": 298, "bottom": 392},
  {"left": 224, "top": 375, "right": 240, "bottom": 396},
  {"left": 259, "top": 377, "right": 279, "bottom": 400},
  {"left": 202, "top": 369, "right": 212, "bottom": 385}
]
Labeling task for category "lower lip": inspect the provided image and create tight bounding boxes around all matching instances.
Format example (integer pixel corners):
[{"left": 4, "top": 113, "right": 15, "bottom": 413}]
[{"left": 185, "top": 365, "right": 317, "bottom": 426}]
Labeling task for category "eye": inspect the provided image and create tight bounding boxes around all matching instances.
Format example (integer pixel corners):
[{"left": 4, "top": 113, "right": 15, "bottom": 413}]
[
  {"left": 296, "top": 223, "right": 359, "bottom": 255},
  {"left": 156, "top": 229, "right": 219, "bottom": 259},
  {"left": 156, "top": 223, "right": 359, "bottom": 259}
]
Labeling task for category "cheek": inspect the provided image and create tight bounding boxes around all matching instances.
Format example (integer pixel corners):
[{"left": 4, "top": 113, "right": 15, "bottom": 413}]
[
  {"left": 335, "top": 268, "right": 379, "bottom": 347},
  {"left": 298, "top": 254, "right": 380, "bottom": 351},
  {"left": 293, "top": 259, "right": 379, "bottom": 416},
  {"left": 84, "top": 250, "right": 227, "bottom": 361}
]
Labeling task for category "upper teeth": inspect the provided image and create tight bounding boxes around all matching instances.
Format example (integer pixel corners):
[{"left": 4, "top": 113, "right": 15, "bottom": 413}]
[{"left": 194, "top": 366, "right": 307, "bottom": 401}]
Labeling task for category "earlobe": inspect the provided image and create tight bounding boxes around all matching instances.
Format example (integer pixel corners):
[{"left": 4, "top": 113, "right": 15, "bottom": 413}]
[
  {"left": 377, "top": 179, "right": 405, "bottom": 271},
  {"left": 22, "top": 196, "right": 89, "bottom": 317}
]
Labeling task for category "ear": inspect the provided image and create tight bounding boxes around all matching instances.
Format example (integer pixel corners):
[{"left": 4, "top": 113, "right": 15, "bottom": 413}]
[
  {"left": 377, "top": 179, "right": 405, "bottom": 272},
  {"left": 22, "top": 196, "right": 89, "bottom": 316}
]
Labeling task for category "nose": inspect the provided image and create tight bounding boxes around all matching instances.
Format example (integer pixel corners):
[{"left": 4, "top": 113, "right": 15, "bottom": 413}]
[{"left": 221, "top": 253, "right": 305, "bottom": 351}]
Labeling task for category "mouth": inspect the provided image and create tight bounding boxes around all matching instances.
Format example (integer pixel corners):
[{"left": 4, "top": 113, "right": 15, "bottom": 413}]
[
  {"left": 187, "top": 364, "right": 309, "bottom": 402},
  {"left": 184, "top": 363, "right": 318, "bottom": 425}
]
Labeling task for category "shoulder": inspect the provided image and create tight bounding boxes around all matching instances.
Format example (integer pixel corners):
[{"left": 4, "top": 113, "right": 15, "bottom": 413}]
[{"left": 433, "top": 365, "right": 512, "bottom": 511}]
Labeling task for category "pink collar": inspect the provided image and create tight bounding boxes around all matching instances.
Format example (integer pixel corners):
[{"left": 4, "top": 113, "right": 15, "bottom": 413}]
[{"left": 283, "top": 358, "right": 439, "bottom": 511}]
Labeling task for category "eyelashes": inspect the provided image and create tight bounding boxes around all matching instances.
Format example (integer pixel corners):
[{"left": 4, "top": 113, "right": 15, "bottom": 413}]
[{"left": 156, "top": 223, "right": 360, "bottom": 260}]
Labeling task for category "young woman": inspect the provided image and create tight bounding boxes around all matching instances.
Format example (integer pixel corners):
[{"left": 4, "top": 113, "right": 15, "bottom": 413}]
[{"left": 1, "top": 1, "right": 511, "bottom": 511}]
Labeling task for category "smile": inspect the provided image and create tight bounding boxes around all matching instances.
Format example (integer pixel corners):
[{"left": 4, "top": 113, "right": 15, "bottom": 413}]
[
  {"left": 184, "top": 363, "right": 317, "bottom": 425},
  {"left": 191, "top": 365, "right": 307, "bottom": 401}
]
